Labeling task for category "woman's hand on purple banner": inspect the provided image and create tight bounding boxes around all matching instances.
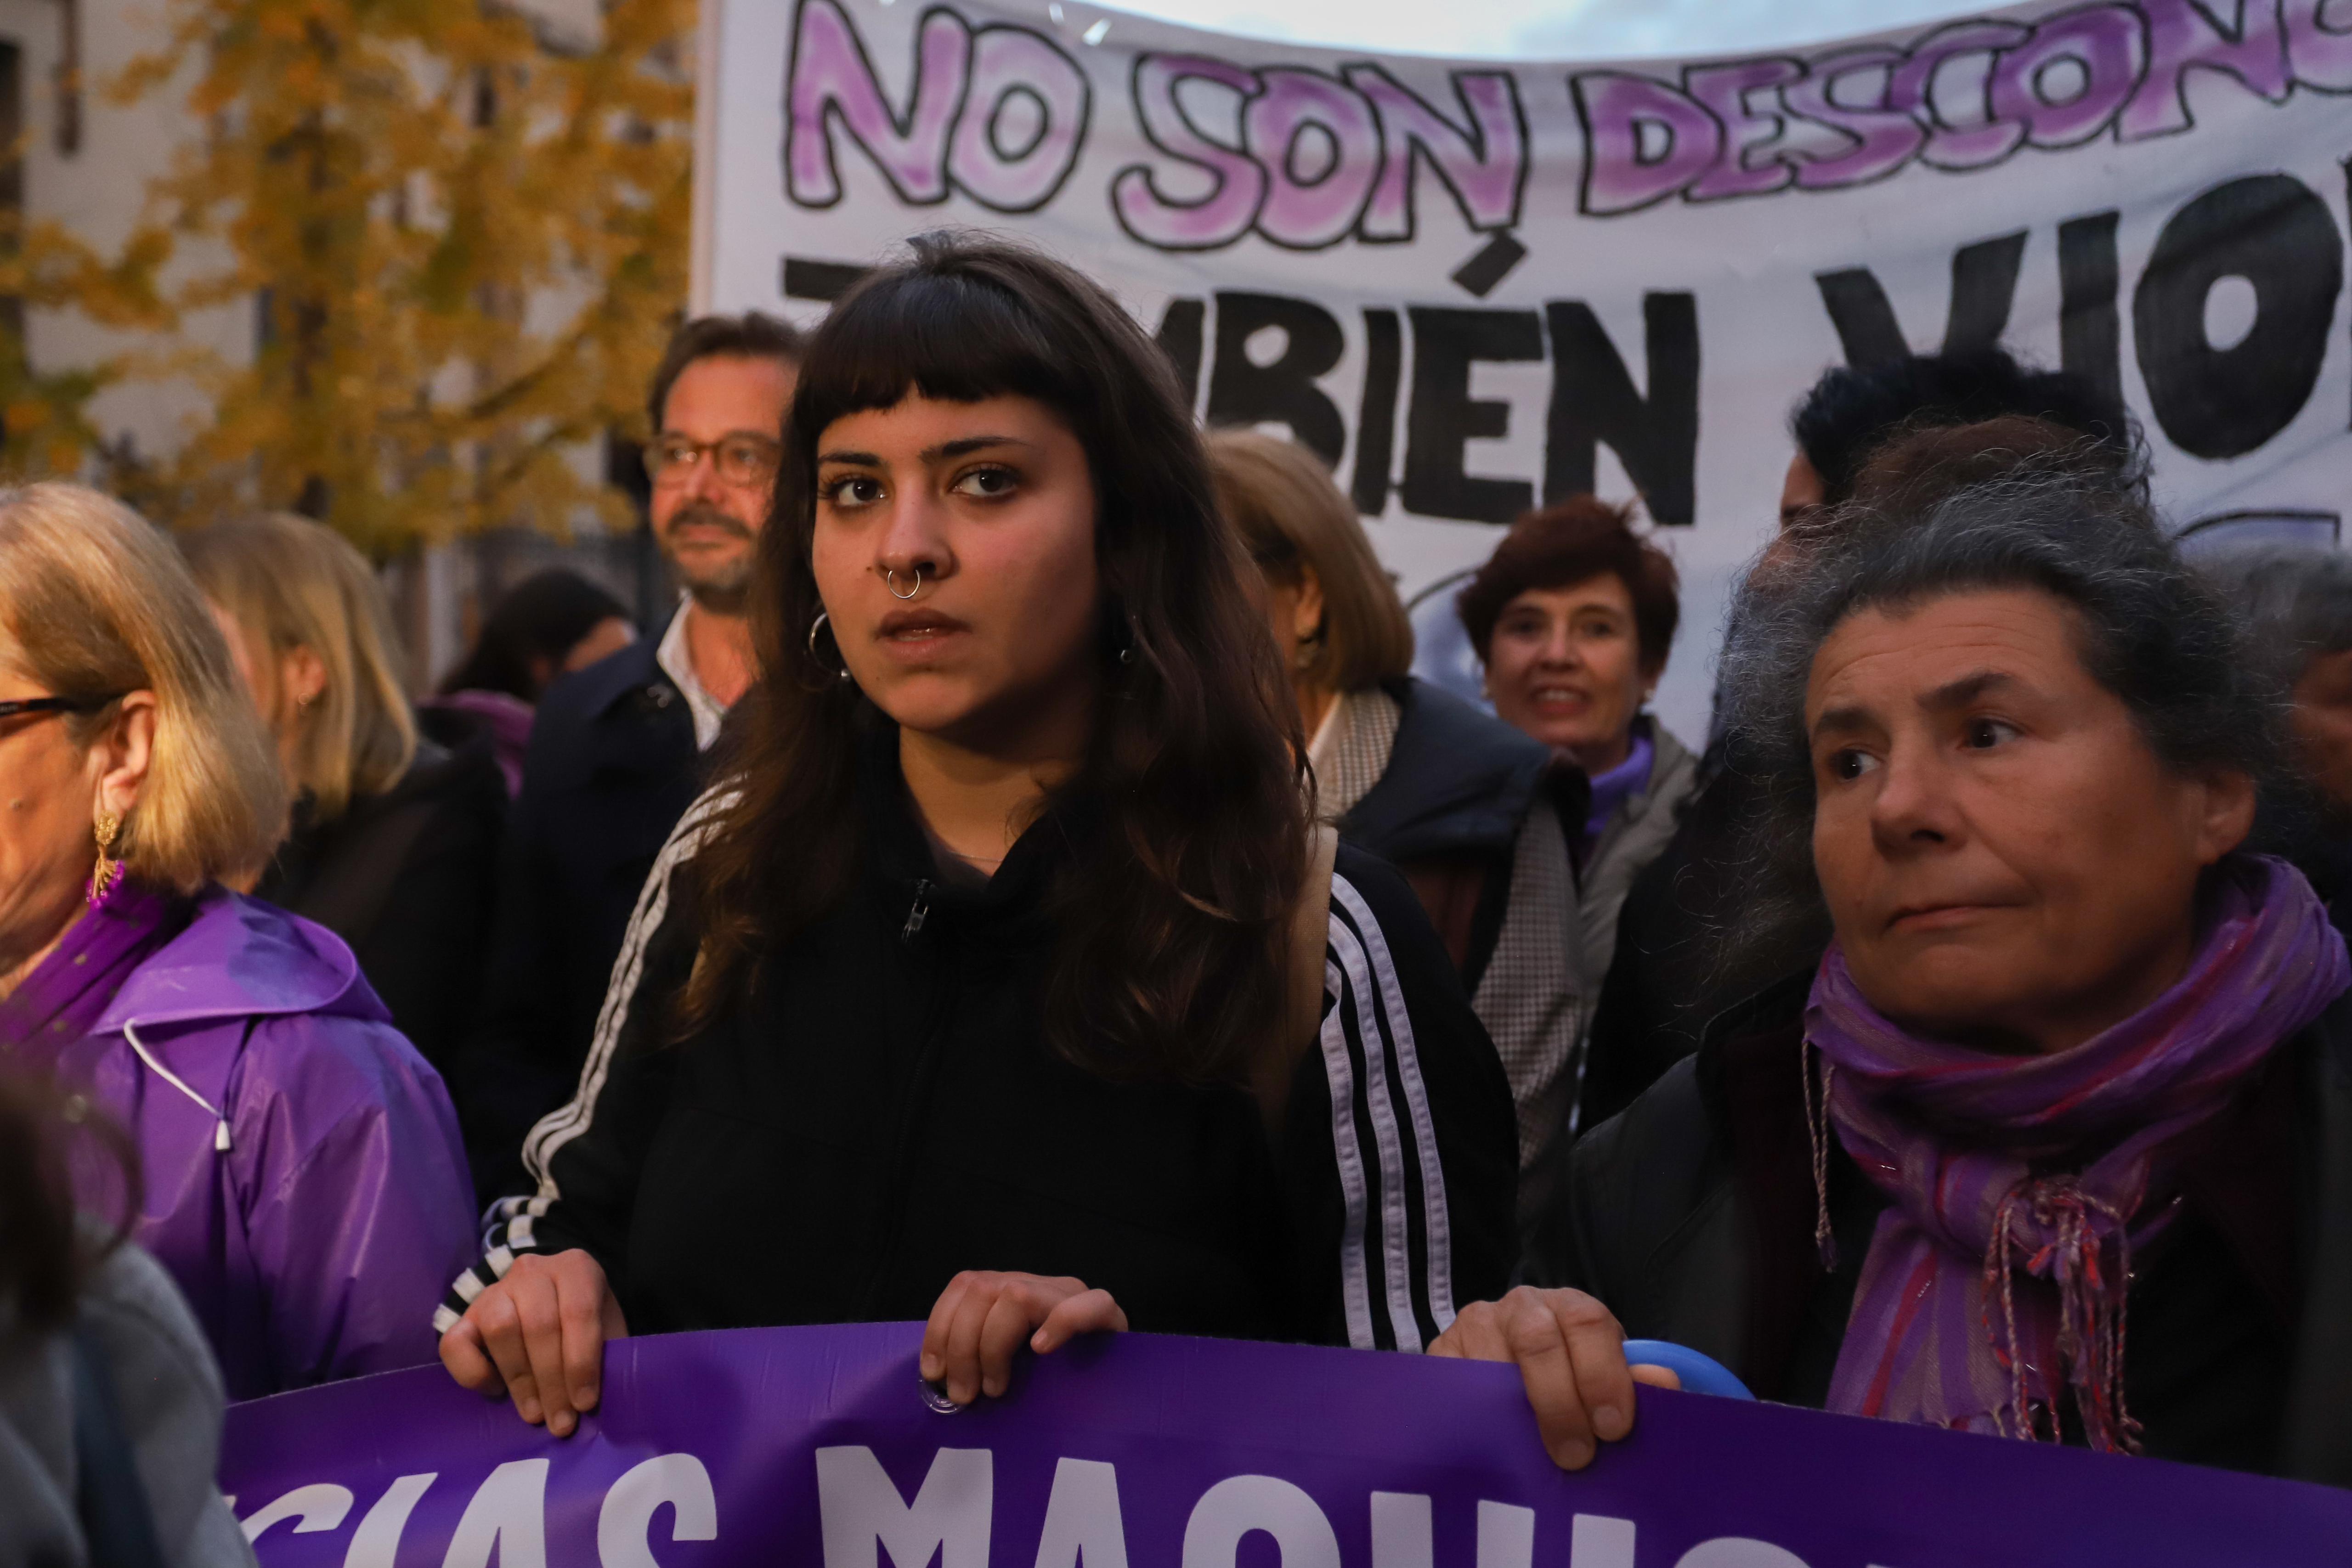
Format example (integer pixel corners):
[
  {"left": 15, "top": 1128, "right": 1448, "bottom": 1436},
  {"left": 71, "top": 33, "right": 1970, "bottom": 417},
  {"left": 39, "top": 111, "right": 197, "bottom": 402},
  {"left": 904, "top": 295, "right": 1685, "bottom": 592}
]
[
  {"left": 1430, "top": 1286, "right": 1681, "bottom": 1471},
  {"left": 437, "top": 1249, "right": 629, "bottom": 1438},
  {"left": 920, "top": 1270, "right": 1129, "bottom": 1406}
]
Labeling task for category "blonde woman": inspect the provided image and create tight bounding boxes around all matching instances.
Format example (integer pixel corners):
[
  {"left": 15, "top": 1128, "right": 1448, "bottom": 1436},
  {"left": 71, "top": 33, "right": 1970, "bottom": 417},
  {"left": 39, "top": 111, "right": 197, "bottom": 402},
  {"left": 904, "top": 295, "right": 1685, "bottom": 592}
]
[
  {"left": 184, "top": 513, "right": 505, "bottom": 1068},
  {"left": 0, "top": 484, "right": 475, "bottom": 1398},
  {"left": 1208, "top": 429, "right": 1584, "bottom": 1214}
]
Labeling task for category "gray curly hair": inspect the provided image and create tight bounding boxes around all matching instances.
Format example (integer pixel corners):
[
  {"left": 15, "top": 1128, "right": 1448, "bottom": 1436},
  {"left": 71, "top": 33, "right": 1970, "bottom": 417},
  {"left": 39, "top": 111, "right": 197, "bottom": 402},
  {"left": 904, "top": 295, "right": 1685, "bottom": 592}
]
[
  {"left": 1713, "top": 438, "right": 2285, "bottom": 971},
  {"left": 2197, "top": 544, "right": 2352, "bottom": 690}
]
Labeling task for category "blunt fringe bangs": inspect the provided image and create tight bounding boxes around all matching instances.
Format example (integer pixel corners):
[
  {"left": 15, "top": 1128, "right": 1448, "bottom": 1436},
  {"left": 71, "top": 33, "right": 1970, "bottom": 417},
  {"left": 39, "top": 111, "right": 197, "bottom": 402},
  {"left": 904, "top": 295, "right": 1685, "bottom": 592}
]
[
  {"left": 1715, "top": 426, "right": 2279, "bottom": 975},
  {"left": 680, "top": 232, "right": 1309, "bottom": 1087},
  {"left": 791, "top": 261, "right": 1082, "bottom": 441}
]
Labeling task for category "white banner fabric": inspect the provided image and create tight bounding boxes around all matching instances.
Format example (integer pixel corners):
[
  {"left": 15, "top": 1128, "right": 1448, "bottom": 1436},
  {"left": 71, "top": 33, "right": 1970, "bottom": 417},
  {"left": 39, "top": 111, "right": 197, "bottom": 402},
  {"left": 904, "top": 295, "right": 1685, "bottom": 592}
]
[{"left": 696, "top": 0, "right": 2352, "bottom": 737}]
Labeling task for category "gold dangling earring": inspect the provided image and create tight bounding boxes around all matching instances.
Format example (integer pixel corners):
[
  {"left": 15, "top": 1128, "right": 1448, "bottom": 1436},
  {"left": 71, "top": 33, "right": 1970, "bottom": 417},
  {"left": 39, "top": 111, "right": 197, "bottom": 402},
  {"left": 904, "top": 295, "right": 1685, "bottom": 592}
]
[{"left": 89, "top": 812, "right": 123, "bottom": 908}]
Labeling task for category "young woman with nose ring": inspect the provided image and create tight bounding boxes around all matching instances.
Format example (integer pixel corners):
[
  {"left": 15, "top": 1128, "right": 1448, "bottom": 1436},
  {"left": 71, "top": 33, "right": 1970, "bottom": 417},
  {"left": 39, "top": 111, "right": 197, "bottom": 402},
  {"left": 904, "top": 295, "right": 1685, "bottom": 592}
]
[{"left": 436, "top": 234, "right": 1518, "bottom": 1435}]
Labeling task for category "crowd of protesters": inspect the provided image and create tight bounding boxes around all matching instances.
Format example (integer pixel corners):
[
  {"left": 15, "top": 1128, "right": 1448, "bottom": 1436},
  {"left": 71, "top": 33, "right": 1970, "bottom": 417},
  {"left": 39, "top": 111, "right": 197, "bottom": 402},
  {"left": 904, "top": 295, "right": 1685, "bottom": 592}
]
[{"left": 4, "top": 231, "right": 2352, "bottom": 1561}]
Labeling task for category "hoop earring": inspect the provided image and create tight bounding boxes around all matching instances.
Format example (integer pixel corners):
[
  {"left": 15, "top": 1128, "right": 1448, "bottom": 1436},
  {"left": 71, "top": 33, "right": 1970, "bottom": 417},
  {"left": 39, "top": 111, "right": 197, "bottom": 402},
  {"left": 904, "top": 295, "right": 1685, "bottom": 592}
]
[
  {"left": 886, "top": 567, "right": 923, "bottom": 601},
  {"left": 89, "top": 812, "right": 123, "bottom": 908},
  {"left": 807, "top": 610, "right": 853, "bottom": 683}
]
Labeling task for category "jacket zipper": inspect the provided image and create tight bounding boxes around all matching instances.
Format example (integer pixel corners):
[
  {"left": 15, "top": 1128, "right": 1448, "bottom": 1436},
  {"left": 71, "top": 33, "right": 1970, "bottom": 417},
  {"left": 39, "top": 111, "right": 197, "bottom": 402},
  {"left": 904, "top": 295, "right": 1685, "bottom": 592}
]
[{"left": 858, "top": 878, "right": 956, "bottom": 1317}]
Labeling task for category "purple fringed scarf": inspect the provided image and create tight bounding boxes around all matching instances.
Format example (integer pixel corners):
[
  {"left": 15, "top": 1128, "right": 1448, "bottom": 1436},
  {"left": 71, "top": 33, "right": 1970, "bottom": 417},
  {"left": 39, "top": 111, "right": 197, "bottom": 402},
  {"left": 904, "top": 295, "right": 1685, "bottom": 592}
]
[{"left": 1807, "top": 856, "right": 2350, "bottom": 1450}]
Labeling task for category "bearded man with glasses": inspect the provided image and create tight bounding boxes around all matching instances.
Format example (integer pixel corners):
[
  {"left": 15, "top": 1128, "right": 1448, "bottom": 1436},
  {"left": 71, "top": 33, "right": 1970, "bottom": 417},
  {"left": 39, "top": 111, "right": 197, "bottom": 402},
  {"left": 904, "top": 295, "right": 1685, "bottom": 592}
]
[{"left": 456, "top": 313, "right": 803, "bottom": 1204}]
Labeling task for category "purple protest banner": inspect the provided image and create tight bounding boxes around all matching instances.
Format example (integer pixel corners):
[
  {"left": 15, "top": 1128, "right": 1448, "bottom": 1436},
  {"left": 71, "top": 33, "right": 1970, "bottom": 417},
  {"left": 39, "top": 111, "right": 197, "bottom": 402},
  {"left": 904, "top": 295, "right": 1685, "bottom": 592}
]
[{"left": 222, "top": 1322, "right": 2352, "bottom": 1566}]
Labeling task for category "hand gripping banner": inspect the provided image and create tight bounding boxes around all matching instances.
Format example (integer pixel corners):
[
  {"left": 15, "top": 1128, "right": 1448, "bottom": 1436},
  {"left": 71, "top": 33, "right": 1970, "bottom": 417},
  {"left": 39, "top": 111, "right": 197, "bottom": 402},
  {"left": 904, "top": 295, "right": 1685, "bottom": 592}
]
[
  {"left": 698, "top": 0, "right": 2352, "bottom": 736},
  {"left": 222, "top": 1323, "right": 2352, "bottom": 1566}
]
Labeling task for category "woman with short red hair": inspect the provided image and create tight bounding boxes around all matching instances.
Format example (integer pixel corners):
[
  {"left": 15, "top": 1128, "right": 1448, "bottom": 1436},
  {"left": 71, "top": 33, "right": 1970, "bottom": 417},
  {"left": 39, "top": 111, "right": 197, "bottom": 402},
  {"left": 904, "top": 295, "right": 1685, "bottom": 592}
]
[{"left": 1458, "top": 499, "right": 1699, "bottom": 1133}]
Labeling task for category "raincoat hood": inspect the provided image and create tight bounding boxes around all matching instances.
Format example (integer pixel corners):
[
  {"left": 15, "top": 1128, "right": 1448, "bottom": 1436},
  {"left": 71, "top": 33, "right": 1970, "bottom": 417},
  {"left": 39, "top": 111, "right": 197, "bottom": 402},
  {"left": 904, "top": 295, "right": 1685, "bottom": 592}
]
[
  {"left": 44, "top": 887, "right": 474, "bottom": 1401},
  {"left": 95, "top": 888, "right": 387, "bottom": 1035}
]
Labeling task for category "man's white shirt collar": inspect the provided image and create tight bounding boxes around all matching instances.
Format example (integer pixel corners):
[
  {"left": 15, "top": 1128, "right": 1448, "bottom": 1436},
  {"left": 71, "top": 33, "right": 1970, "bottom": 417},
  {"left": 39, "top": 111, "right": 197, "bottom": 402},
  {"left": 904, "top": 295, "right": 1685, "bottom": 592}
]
[{"left": 655, "top": 600, "right": 729, "bottom": 752}]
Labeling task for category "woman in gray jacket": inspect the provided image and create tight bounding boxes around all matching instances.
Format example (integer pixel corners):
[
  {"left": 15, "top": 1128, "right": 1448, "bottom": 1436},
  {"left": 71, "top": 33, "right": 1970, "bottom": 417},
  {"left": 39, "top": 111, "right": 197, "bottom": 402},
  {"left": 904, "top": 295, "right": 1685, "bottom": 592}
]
[
  {"left": 0, "top": 1072, "right": 252, "bottom": 1568},
  {"left": 1457, "top": 499, "right": 1700, "bottom": 1138}
]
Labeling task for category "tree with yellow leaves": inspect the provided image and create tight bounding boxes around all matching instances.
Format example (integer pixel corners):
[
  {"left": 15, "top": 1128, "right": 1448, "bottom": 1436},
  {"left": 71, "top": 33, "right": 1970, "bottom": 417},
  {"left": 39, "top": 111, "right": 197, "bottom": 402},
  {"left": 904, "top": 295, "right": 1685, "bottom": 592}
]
[{"left": 4, "top": 0, "right": 692, "bottom": 550}]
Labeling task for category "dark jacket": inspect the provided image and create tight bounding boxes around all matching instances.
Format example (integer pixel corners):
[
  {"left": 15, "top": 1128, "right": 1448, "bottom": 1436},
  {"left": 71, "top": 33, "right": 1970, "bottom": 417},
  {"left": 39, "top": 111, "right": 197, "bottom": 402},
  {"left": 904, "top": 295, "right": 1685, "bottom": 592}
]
[
  {"left": 1537, "top": 973, "right": 2352, "bottom": 1486},
  {"left": 1578, "top": 741, "right": 1831, "bottom": 1130},
  {"left": 454, "top": 626, "right": 702, "bottom": 1202},
  {"left": 2284, "top": 821, "right": 2352, "bottom": 952},
  {"left": 253, "top": 731, "right": 506, "bottom": 1069},
  {"left": 1341, "top": 678, "right": 1581, "bottom": 986},
  {"left": 440, "top": 723, "right": 1519, "bottom": 1350}
]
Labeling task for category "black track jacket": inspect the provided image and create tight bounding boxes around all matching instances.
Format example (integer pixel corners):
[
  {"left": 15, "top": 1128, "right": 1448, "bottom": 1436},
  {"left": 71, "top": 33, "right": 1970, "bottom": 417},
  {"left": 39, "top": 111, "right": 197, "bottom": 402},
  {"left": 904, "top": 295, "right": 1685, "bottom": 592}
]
[{"left": 440, "top": 724, "right": 1517, "bottom": 1352}]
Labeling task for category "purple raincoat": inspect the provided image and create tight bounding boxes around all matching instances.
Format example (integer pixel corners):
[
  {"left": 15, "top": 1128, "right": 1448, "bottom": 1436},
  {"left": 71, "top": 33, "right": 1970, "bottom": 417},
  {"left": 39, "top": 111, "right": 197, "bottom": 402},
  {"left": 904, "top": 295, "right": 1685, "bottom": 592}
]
[{"left": 24, "top": 888, "right": 476, "bottom": 1401}]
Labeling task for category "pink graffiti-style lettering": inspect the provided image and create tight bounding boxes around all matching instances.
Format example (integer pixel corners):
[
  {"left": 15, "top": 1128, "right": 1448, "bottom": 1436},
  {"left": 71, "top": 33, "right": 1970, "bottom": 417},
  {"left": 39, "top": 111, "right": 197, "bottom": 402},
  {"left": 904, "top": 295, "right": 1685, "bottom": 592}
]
[
  {"left": 949, "top": 28, "right": 1090, "bottom": 212},
  {"left": 1113, "top": 55, "right": 1266, "bottom": 250},
  {"left": 1573, "top": 71, "right": 1725, "bottom": 216},
  {"left": 2119, "top": 0, "right": 2291, "bottom": 140},
  {"left": 2284, "top": 0, "right": 2352, "bottom": 91},
  {"left": 1684, "top": 58, "right": 1803, "bottom": 199},
  {"left": 1784, "top": 46, "right": 1926, "bottom": 189},
  {"left": 1569, "top": 1, "right": 2352, "bottom": 217},
  {"left": 1989, "top": 5, "right": 2148, "bottom": 147},
  {"left": 1244, "top": 70, "right": 1383, "bottom": 248},
  {"left": 786, "top": 0, "right": 968, "bottom": 207},
  {"left": 1346, "top": 67, "right": 1525, "bottom": 240},
  {"left": 1888, "top": 18, "right": 2034, "bottom": 169}
]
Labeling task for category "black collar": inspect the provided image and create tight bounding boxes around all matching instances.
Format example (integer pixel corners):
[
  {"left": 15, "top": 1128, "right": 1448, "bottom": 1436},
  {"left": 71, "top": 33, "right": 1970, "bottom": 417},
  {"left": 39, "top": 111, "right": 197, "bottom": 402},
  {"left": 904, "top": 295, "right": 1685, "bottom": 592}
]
[
  {"left": 557, "top": 610, "right": 681, "bottom": 724},
  {"left": 854, "top": 714, "right": 1090, "bottom": 931}
]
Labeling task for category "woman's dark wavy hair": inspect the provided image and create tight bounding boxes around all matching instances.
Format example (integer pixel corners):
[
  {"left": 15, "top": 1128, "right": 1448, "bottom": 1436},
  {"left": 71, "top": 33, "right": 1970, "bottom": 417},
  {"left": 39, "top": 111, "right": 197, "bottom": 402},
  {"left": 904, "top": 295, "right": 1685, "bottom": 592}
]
[
  {"left": 438, "top": 568, "right": 630, "bottom": 701},
  {"left": 1715, "top": 422, "right": 2285, "bottom": 976},
  {"left": 678, "top": 232, "right": 1308, "bottom": 1085},
  {"left": 0, "top": 1072, "right": 139, "bottom": 1341}
]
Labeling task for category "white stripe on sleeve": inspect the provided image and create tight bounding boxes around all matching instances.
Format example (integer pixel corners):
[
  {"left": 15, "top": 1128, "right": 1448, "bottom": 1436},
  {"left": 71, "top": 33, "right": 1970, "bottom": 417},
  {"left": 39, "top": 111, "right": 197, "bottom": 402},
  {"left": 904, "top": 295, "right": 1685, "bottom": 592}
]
[
  {"left": 519, "top": 785, "right": 736, "bottom": 1194},
  {"left": 1315, "top": 956, "right": 1376, "bottom": 1351},
  {"left": 435, "top": 787, "right": 735, "bottom": 1336},
  {"left": 1326, "top": 899, "right": 1424, "bottom": 1352},
  {"left": 1332, "top": 874, "right": 1457, "bottom": 1333}
]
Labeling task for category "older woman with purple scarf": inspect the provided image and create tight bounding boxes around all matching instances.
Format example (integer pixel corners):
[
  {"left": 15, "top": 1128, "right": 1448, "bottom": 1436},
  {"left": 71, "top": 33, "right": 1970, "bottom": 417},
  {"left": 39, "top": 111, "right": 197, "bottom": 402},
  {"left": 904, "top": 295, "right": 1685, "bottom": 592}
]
[
  {"left": 1434, "top": 427, "right": 2352, "bottom": 1487},
  {"left": 0, "top": 483, "right": 476, "bottom": 1400}
]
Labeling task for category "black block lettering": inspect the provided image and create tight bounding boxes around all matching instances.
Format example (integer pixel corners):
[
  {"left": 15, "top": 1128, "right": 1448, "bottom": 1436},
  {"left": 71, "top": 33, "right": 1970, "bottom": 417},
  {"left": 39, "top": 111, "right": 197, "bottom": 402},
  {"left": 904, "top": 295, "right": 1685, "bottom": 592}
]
[
  {"left": 1155, "top": 297, "right": 1206, "bottom": 413},
  {"left": 1401, "top": 307, "right": 1542, "bottom": 523},
  {"left": 2134, "top": 173, "right": 2341, "bottom": 460},
  {"left": 1814, "top": 229, "right": 2027, "bottom": 368},
  {"left": 1351, "top": 308, "right": 1403, "bottom": 515},
  {"left": 2058, "top": 211, "right": 2123, "bottom": 415},
  {"left": 1941, "top": 231, "right": 2028, "bottom": 355},
  {"left": 1543, "top": 293, "right": 1700, "bottom": 525},
  {"left": 1205, "top": 292, "right": 1347, "bottom": 466},
  {"left": 1814, "top": 268, "right": 1908, "bottom": 368}
]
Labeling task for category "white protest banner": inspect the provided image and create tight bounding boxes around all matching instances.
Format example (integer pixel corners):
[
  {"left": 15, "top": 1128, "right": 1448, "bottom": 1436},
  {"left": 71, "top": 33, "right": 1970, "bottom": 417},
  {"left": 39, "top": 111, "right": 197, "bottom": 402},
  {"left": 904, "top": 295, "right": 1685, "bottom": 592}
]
[{"left": 696, "top": 0, "right": 2352, "bottom": 733}]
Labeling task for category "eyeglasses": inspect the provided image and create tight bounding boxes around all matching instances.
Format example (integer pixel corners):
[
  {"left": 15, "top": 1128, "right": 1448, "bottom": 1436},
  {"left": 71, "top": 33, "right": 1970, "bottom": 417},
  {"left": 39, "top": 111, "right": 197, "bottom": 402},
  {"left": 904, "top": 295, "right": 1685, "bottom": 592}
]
[
  {"left": 643, "top": 432, "right": 783, "bottom": 488},
  {"left": 0, "top": 694, "right": 123, "bottom": 723}
]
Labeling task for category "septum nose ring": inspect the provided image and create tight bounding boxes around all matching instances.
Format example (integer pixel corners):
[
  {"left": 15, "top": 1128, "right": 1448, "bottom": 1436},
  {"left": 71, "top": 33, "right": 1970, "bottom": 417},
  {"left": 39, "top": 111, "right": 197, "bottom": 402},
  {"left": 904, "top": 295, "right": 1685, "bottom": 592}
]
[{"left": 886, "top": 567, "right": 923, "bottom": 600}]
